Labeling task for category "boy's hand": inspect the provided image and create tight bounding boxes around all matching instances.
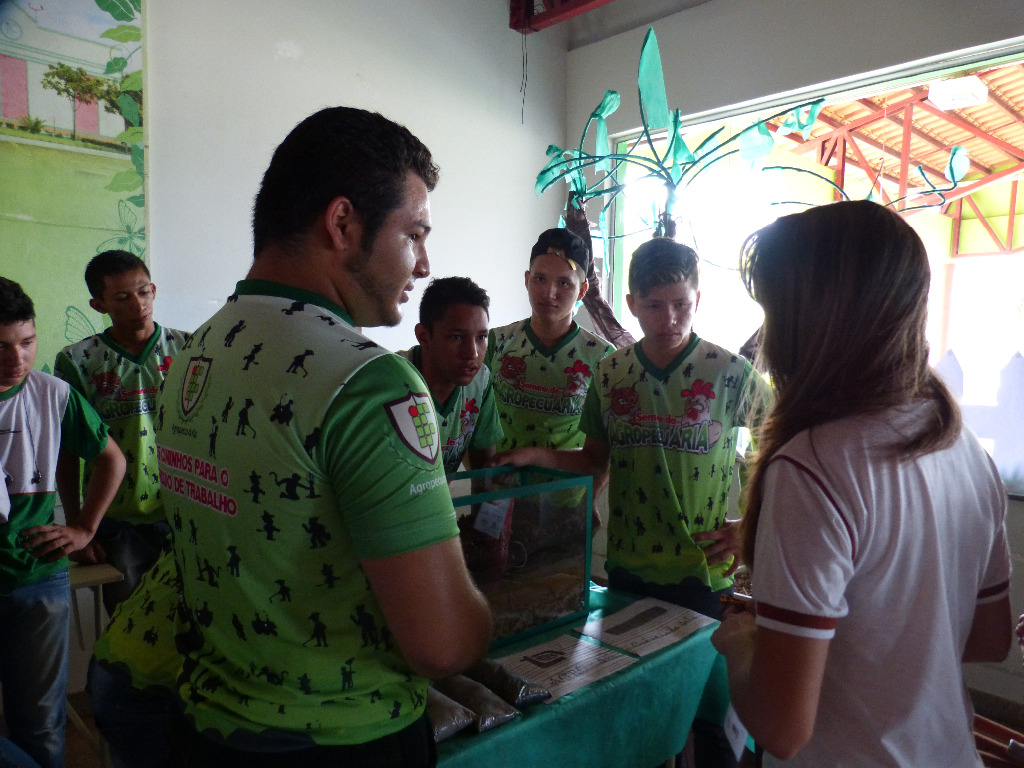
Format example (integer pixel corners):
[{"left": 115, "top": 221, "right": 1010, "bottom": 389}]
[
  {"left": 488, "top": 448, "right": 540, "bottom": 468},
  {"left": 21, "top": 523, "right": 98, "bottom": 562},
  {"left": 693, "top": 519, "right": 741, "bottom": 575},
  {"left": 711, "top": 609, "right": 756, "bottom": 661}
]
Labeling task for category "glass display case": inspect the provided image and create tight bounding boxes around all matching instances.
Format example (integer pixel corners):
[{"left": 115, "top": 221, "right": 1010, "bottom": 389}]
[{"left": 448, "top": 466, "right": 593, "bottom": 647}]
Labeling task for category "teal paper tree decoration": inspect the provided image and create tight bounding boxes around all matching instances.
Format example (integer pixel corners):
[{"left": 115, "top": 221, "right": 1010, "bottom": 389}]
[
  {"left": 536, "top": 27, "right": 970, "bottom": 241},
  {"left": 536, "top": 27, "right": 824, "bottom": 241}
]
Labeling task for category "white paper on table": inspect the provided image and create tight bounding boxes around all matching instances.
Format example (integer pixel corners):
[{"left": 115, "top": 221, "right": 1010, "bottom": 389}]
[
  {"left": 493, "top": 633, "right": 636, "bottom": 702},
  {"left": 574, "top": 597, "right": 716, "bottom": 657}
]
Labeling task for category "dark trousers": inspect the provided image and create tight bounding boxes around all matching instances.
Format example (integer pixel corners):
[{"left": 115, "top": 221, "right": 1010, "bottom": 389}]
[
  {"left": 94, "top": 519, "right": 170, "bottom": 615},
  {"left": 167, "top": 708, "right": 437, "bottom": 768}
]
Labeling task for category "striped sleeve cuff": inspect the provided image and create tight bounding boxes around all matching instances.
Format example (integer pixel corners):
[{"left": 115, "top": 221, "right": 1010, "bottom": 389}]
[
  {"left": 977, "top": 579, "right": 1011, "bottom": 605},
  {"left": 755, "top": 602, "right": 840, "bottom": 640}
]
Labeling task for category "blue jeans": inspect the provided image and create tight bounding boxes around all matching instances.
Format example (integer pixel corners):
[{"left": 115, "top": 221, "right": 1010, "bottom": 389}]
[
  {"left": 0, "top": 737, "right": 39, "bottom": 768},
  {"left": 94, "top": 519, "right": 170, "bottom": 615},
  {"left": 0, "top": 570, "right": 70, "bottom": 768},
  {"left": 87, "top": 658, "right": 174, "bottom": 768}
]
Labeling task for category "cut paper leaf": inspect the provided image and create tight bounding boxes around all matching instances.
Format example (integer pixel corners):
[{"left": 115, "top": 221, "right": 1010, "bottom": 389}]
[
  {"left": 591, "top": 90, "right": 621, "bottom": 120},
  {"left": 776, "top": 99, "right": 824, "bottom": 140},
  {"left": 536, "top": 152, "right": 567, "bottom": 196},
  {"left": 667, "top": 109, "right": 694, "bottom": 180},
  {"left": 638, "top": 28, "right": 670, "bottom": 132},
  {"left": 595, "top": 117, "right": 609, "bottom": 174},
  {"left": 945, "top": 146, "right": 969, "bottom": 183},
  {"left": 739, "top": 122, "right": 774, "bottom": 162}
]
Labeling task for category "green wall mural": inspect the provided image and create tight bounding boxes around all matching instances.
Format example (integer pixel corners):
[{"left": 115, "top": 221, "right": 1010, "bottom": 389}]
[{"left": 0, "top": 0, "right": 144, "bottom": 371}]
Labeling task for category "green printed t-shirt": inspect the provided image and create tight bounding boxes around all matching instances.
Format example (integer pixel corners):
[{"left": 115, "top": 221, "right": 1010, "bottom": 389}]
[
  {"left": 55, "top": 324, "right": 190, "bottom": 525},
  {"left": 486, "top": 319, "right": 613, "bottom": 451},
  {"left": 580, "top": 336, "right": 757, "bottom": 591},
  {"left": 157, "top": 280, "right": 457, "bottom": 749},
  {"left": 398, "top": 346, "right": 503, "bottom": 473},
  {"left": 0, "top": 372, "right": 108, "bottom": 590},
  {"left": 92, "top": 549, "right": 182, "bottom": 692}
]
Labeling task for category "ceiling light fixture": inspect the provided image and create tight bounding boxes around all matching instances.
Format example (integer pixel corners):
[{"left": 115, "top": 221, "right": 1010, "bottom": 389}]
[{"left": 927, "top": 75, "right": 989, "bottom": 111}]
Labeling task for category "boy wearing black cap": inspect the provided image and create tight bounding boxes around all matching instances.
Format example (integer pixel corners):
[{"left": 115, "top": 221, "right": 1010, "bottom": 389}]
[{"left": 484, "top": 228, "right": 614, "bottom": 453}]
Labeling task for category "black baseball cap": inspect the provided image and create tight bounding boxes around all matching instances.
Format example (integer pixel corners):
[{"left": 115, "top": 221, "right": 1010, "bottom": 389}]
[{"left": 530, "top": 228, "right": 590, "bottom": 277}]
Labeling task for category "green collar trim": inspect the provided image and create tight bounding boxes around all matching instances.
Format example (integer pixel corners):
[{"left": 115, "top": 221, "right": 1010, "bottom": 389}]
[
  {"left": 524, "top": 319, "right": 580, "bottom": 357},
  {"left": 636, "top": 333, "right": 700, "bottom": 380},
  {"left": 100, "top": 323, "right": 163, "bottom": 365}
]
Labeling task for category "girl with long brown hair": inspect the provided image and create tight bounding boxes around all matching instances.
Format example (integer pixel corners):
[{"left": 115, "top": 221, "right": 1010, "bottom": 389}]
[{"left": 712, "top": 200, "right": 1012, "bottom": 766}]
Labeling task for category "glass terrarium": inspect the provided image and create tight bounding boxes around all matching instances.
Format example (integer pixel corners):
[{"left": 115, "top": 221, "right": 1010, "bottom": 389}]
[{"left": 448, "top": 465, "right": 593, "bottom": 647}]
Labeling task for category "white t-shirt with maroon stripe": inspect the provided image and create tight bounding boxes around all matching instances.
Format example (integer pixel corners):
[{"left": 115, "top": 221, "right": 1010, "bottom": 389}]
[{"left": 753, "top": 402, "right": 1009, "bottom": 768}]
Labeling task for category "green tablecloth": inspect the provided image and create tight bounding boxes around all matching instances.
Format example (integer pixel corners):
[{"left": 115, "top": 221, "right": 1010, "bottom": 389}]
[{"left": 437, "top": 585, "right": 721, "bottom": 768}]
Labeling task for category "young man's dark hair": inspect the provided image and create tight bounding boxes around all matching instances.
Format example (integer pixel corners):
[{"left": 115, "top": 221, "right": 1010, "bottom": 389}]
[
  {"left": 628, "top": 238, "right": 700, "bottom": 296},
  {"left": 0, "top": 277, "right": 35, "bottom": 324},
  {"left": 419, "top": 276, "right": 490, "bottom": 328},
  {"left": 84, "top": 250, "right": 151, "bottom": 300},
  {"left": 252, "top": 107, "right": 440, "bottom": 256}
]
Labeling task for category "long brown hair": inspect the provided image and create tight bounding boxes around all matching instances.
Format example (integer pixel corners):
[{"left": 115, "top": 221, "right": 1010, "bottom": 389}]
[{"left": 738, "top": 200, "right": 961, "bottom": 568}]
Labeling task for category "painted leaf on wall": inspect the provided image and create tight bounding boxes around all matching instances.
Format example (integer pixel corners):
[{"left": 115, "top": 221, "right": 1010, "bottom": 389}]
[
  {"left": 107, "top": 169, "right": 143, "bottom": 191},
  {"left": 105, "top": 57, "right": 128, "bottom": 75},
  {"left": 95, "top": 0, "right": 138, "bottom": 22},
  {"left": 100, "top": 24, "right": 141, "bottom": 43},
  {"left": 121, "top": 70, "right": 143, "bottom": 91},
  {"left": 637, "top": 28, "right": 669, "bottom": 132},
  {"left": 119, "top": 94, "right": 140, "bottom": 126}
]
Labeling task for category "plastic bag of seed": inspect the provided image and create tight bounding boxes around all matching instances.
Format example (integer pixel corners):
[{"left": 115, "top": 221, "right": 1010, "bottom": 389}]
[
  {"left": 432, "top": 674, "right": 522, "bottom": 732},
  {"left": 464, "top": 658, "right": 551, "bottom": 707}
]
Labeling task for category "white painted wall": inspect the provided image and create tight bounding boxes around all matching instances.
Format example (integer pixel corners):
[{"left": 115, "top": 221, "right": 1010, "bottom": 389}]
[{"left": 144, "top": 0, "right": 569, "bottom": 351}]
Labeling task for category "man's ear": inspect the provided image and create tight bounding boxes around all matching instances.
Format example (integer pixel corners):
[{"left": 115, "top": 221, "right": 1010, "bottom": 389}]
[
  {"left": 88, "top": 297, "right": 106, "bottom": 315},
  {"left": 414, "top": 323, "right": 429, "bottom": 346},
  {"left": 694, "top": 290, "right": 701, "bottom": 312},
  {"left": 323, "top": 196, "right": 363, "bottom": 255},
  {"left": 523, "top": 269, "right": 531, "bottom": 290},
  {"left": 577, "top": 280, "right": 589, "bottom": 302},
  {"left": 625, "top": 293, "right": 636, "bottom": 318}
]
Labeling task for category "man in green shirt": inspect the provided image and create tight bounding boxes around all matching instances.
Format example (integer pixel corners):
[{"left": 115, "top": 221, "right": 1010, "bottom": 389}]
[
  {"left": 399, "top": 276, "right": 501, "bottom": 473},
  {"left": 156, "top": 107, "right": 491, "bottom": 767},
  {"left": 55, "top": 250, "right": 190, "bottom": 613}
]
